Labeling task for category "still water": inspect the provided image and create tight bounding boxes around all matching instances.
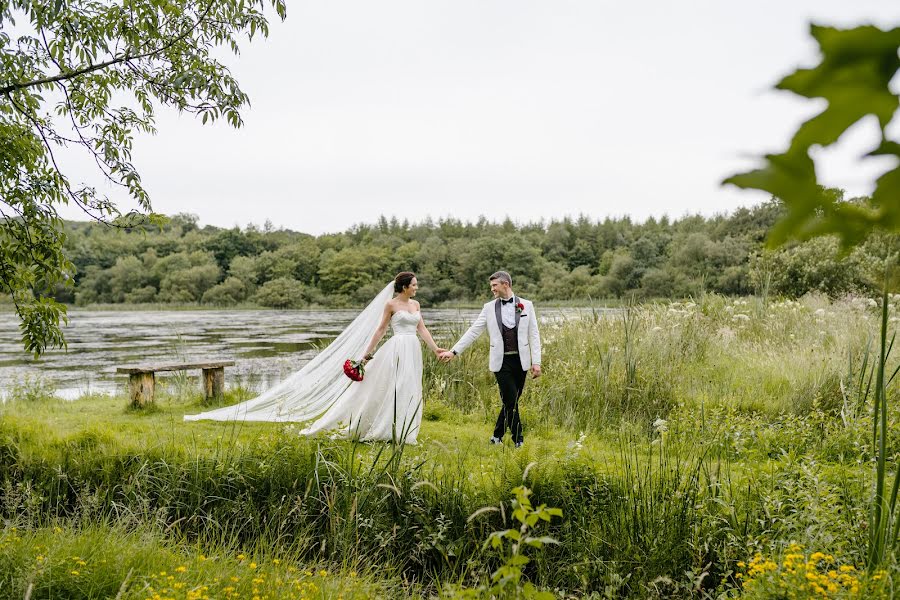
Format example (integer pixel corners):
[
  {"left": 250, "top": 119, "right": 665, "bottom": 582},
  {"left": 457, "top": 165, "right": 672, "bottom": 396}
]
[{"left": 0, "top": 307, "right": 593, "bottom": 399}]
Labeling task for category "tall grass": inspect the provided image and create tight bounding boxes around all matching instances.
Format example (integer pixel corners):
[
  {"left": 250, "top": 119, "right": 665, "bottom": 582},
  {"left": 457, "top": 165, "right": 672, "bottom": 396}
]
[{"left": 2, "top": 293, "right": 898, "bottom": 597}]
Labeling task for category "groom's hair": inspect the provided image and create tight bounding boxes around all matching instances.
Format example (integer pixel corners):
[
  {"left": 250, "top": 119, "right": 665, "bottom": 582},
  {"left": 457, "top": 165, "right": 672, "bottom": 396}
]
[{"left": 489, "top": 271, "right": 512, "bottom": 286}]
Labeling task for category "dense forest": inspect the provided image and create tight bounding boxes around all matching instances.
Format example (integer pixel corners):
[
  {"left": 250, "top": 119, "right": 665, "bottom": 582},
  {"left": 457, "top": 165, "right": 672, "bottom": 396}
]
[{"left": 50, "top": 196, "right": 898, "bottom": 308}]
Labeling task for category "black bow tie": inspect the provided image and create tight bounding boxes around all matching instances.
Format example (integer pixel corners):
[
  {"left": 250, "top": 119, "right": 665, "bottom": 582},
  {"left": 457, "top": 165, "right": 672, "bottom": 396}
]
[{"left": 501, "top": 297, "right": 515, "bottom": 304}]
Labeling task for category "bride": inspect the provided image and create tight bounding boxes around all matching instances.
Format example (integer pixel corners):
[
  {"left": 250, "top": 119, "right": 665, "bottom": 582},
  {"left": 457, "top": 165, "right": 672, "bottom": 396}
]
[{"left": 184, "top": 272, "right": 445, "bottom": 445}]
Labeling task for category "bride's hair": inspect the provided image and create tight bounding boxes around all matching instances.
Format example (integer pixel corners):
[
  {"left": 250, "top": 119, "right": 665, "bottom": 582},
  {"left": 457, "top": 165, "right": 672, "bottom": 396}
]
[{"left": 394, "top": 271, "right": 416, "bottom": 293}]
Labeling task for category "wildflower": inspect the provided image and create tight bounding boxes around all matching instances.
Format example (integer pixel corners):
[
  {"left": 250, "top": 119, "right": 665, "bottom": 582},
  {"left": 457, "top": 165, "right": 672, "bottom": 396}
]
[
  {"left": 71, "top": 570, "right": 79, "bottom": 576},
  {"left": 237, "top": 554, "right": 246, "bottom": 561},
  {"left": 175, "top": 566, "right": 187, "bottom": 573}
]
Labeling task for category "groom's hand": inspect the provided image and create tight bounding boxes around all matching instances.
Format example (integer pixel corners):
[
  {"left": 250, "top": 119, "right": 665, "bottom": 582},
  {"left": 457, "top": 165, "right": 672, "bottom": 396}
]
[
  {"left": 530, "top": 365, "right": 542, "bottom": 379},
  {"left": 438, "top": 351, "right": 455, "bottom": 362}
]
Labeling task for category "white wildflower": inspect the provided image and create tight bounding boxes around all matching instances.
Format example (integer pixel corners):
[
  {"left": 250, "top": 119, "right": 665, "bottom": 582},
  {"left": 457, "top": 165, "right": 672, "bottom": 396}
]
[{"left": 717, "top": 326, "right": 736, "bottom": 341}]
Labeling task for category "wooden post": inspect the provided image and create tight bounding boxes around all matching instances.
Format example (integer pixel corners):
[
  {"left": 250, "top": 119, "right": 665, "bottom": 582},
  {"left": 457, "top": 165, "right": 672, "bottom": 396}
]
[
  {"left": 202, "top": 367, "right": 225, "bottom": 403},
  {"left": 129, "top": 372, "right": 155, "bottom": 408}
]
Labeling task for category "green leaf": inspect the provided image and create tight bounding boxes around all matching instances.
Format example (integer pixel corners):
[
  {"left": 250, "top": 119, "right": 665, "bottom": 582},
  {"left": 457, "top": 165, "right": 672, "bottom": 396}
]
[
  {"left": 724, "top": 24, "right": 900, "bottom": 250},
  {"left": 779, "top": 25, "right": 900, "bottom": 149}
]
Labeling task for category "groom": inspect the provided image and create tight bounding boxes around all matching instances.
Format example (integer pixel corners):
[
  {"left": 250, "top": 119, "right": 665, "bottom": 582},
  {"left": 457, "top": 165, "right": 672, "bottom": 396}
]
[{"left": 439, "top": 271, "right": 542, "bottom": 448}]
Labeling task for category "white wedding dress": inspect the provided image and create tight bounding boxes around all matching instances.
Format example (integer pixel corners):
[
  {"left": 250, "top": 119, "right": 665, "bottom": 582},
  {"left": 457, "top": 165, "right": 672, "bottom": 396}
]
[
  {"left": 301, "top": 309, "right": 423, "bottom": 443},
  {"left": 184, "top": 282, "right": 424, "bottom": 445}
]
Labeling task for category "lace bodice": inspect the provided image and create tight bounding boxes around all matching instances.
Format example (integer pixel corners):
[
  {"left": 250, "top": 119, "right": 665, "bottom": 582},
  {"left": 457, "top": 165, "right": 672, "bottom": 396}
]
[{"left": 391, "top": 310, "right": 421, "bottom": 335}]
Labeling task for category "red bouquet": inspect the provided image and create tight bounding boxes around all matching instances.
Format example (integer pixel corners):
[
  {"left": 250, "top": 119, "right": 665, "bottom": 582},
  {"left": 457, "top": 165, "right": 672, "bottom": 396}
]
[{"left": 343, "top": 359, "right": 365, "bottom": 381}]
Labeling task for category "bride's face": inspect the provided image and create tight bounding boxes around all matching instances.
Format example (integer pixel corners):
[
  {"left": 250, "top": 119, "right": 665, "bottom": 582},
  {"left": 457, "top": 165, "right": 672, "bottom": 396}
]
[{"left": 405, "top": 277, "right": 418, "bottom": 297}]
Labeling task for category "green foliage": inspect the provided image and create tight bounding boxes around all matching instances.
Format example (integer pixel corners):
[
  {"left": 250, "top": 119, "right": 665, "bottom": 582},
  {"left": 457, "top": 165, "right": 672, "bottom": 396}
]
[
  {"left": 725, "top": 25, "right": 900, "bottom": 249},
  {"left": 447, "top": 485, "right": 562, "bottom": 599},
  {"left": 725, "top": 20, "right": 900, "bottom": 574},
  {"left": 4, "top": 297, "right": 900, "bottom": 596},
  {"left": 4, "top": 374, "right": 57, "bottom": 402},
  {"left": 0, "top": 525, "right": 383, "bottom": 599},
  {"left": 45, "top": 201, "right": 897, "bottom": 313},
  {"left": 201, "top": 275, "right": 247, "bottom": 306},
  {"left": 253, "top": 276, "right": 310, "bottom": 308},
  {"left": 0, "top": 0, "right": 286, "bottom": 354},
  {"left": 318, "top": 245, "right": 392, "bottom": 299}
]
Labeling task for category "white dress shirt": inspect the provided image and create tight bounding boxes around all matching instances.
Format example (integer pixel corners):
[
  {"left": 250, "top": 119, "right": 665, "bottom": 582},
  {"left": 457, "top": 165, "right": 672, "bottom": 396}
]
[{"left": 500, "top": 296, "right": 516, "bottom": 328}]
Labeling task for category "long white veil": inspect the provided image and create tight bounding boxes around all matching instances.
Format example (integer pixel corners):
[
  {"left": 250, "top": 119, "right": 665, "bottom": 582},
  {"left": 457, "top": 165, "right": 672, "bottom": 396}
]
[{"left": 184, "top": 282, "right": 394, "bottom": 422}]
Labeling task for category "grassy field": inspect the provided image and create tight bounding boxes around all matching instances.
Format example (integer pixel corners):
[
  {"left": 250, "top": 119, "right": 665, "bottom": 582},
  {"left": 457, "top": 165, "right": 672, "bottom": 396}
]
[{"left": 2, "top": 293, "right": 900, "bottom": 598}]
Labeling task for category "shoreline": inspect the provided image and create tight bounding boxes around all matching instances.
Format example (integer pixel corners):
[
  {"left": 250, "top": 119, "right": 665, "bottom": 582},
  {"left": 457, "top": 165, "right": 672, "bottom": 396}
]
[{"left": 0, "top": 297, "right": 641, "bottom": 313}]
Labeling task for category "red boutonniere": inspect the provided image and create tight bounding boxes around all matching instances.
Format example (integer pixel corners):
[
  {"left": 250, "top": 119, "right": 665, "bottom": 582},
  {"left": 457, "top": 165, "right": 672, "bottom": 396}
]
[
  {"left": 343, "top": 359, "right": 365, "bottom": 381},
  {"left": 515, "top": 302, "right": 525, "bottom": 314}
]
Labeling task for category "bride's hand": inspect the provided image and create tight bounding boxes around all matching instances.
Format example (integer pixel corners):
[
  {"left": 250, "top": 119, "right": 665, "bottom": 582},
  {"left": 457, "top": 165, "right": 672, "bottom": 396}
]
[{"left": 434, "top": 347, "right": 447, "bottom": 356}]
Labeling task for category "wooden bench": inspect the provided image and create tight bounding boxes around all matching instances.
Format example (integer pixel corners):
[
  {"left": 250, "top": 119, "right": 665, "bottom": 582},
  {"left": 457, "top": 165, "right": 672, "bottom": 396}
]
[{"left": 116, "top": 361, "right": 235, "bottom": 408}]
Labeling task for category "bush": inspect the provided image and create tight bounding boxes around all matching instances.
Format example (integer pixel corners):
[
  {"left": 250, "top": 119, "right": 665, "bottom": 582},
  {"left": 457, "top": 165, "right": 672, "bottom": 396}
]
[
  {"left": 254, "top": 277, "right": 311, "bottom": 308},
  {"left": 201, "top": 277, "right": 247, "bottom": 306},
  {"left": 5, "top": 375, "right": 58, "bottom": 402}
]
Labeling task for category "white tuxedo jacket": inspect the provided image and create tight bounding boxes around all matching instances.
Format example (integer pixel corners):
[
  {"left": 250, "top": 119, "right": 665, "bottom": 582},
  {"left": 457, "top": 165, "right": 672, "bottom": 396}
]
[{"left": 451, "top": 297, "right": 542, "bottom": 372}]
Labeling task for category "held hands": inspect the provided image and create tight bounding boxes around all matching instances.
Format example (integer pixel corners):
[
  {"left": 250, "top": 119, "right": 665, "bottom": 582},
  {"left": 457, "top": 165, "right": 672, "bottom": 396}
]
[{"left": 437, "top": 350, "right": 455, "bottom": 363}]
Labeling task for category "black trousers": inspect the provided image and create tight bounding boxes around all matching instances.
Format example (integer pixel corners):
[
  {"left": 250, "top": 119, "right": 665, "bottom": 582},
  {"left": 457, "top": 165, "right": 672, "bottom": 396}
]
[{"left": 493, "top": 353, "right": 528, "bottom": 443}]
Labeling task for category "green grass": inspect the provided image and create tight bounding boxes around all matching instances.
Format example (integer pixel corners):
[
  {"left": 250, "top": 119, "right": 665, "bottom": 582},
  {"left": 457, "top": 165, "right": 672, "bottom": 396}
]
[
  {"left": 3, "top": 293, "right": 900, "bottom": 598},
  {"left": 0, "top": 524, "right": 387, "bottom": 599}
]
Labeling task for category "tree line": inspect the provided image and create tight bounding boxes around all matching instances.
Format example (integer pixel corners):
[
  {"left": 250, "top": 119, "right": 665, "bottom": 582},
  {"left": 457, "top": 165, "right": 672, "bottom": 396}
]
[{"left": 53, "top": 196, "right": 897, "bottom": 309}]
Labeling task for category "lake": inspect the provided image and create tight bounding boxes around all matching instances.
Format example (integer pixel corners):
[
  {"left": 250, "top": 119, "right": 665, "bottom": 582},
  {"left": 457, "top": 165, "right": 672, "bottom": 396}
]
[{"left": 0, "top": 306, "right": 599, "bottom": 400}]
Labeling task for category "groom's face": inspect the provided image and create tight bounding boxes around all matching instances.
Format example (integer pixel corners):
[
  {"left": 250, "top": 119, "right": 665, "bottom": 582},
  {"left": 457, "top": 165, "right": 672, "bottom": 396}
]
[{"left": 490, "top": 278, "right": 510, "bottom": 298}]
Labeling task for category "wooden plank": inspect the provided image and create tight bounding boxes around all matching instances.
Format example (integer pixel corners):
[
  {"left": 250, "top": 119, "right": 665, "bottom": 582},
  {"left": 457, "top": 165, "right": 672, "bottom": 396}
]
[
  {"left": 129, "top": 372, "right": 155, "bottom": 408},
  {"left": 116, "top": 361, "right": 235, "bottom": 374},
  {"left": 202, "top": 367, "right": 225, "bottom": 403}
]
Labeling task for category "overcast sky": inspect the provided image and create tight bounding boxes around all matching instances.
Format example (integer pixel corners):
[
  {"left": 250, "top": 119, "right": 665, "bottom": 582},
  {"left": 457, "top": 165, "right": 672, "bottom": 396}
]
[{"left": 59, "top": 1, "right": 900, "bottom": 235}]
